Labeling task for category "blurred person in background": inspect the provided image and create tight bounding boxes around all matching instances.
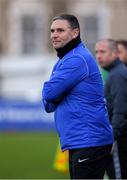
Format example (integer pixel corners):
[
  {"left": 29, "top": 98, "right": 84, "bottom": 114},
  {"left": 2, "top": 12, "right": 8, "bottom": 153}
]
[
  {"left": 116, "top": 40, "right": 127, "bottom": 66},
  {"left": 95, "top": 39, "right": 127, "bottom": 179},
  {"left": 42, "top": 13, "right": 113, "bottom": 179}
]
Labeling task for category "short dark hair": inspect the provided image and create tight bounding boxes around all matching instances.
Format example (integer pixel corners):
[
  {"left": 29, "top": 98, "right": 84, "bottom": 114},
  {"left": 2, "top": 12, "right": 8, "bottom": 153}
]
[
  {"left": 116, "top": 40, "right": 127, "bottom": 50},
  {"left": 52, "top": 13, "right": 80, "bottom": 30}
]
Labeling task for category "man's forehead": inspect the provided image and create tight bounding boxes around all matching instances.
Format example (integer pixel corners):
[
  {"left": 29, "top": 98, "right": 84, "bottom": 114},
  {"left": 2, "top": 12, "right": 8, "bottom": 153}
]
[
  {"left": 51, "top": 19, "right": 70, "bottom": 28},
  {"left": 118, "top": 44, "right": 127, "bottom": 50},
  {"left": 97, "top": 40, "right": 109, "bottom": 46},
  {"left": 96, "top": 41, "right": 108, "bottom": 49}
]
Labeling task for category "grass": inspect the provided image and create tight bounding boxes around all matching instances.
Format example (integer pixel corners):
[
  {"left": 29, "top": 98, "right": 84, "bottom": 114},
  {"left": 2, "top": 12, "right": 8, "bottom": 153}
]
[{"left": 0, "top": 132, "right": 69, "bottom": 179}]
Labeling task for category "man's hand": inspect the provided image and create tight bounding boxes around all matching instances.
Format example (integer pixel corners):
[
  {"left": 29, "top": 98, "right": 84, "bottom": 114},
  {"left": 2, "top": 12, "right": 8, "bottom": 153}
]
[{"left": 110, "top": 141, "right": 117, "bottom": 154}]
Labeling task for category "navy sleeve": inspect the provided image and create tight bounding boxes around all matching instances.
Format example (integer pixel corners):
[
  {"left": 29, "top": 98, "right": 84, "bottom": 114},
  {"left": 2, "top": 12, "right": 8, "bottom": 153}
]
[
  {"left": 110, "top": 74, "right": 127, "bottom": 139},
  {"left": 42, "top": 56, "right": 88, "bottom": 102}
]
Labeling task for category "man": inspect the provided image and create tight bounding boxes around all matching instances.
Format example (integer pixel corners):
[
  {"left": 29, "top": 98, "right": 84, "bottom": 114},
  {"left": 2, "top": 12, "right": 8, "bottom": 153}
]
[
  {"left": 117, "top": 40, "right": 127, "bottom": 65},
  {"left": 42, "top": 14, "right": 113, "bottom": 179},
  {"left": 95, "top": 39, "right": 127, "bottom": 179}
]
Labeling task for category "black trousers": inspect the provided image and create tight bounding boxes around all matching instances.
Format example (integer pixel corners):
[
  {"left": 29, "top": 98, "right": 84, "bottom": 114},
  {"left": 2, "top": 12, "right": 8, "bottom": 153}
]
[
  {"left": 106, "top": 135, "right": 127, "bottom": 179},
  {"left": 69, "top": 144, "right": 112, "bottom": 179}
]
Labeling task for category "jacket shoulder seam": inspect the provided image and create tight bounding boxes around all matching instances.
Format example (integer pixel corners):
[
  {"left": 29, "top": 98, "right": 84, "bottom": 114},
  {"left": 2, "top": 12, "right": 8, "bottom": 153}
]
[{"left": 73, "top": 49, "right": 89, "bottom": 77}]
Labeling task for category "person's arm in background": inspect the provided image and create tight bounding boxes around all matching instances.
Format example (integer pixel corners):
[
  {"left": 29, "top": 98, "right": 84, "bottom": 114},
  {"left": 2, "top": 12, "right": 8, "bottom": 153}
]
[{"left": 110, "top": 74, "right": 127, "bottom": 140}]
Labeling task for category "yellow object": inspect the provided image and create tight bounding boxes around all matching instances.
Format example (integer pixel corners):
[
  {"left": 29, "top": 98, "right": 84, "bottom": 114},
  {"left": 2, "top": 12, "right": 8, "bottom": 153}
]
[{"left": 53, "top": 142, "right": 69, "bottom": 173}]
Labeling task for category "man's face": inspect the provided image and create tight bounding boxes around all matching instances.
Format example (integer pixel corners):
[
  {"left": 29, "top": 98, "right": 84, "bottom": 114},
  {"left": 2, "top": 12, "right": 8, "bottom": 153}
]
[
  {"left": 95, "top": 41, "right": 115, "bottom": 68},
  {"left": 117, "top": 44, "right": 127, "bottom": 64},
  {"left": 50, "top": 19, "right": 78, "bottom": 49}
]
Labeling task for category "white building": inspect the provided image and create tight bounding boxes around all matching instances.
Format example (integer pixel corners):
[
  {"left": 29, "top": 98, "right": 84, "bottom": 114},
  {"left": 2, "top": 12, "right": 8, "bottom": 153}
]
[{"left": 0, "top": 0, "right": 127, "bottom": 100}]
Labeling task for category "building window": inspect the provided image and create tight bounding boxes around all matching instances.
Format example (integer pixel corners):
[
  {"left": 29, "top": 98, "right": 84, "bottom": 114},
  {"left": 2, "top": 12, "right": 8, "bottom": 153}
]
[
  {"left": 21, "top": 14, "right": 43, "bottom": 55},
  {"left": 82, "top": 16, "right": 98, "bottom": 53}
]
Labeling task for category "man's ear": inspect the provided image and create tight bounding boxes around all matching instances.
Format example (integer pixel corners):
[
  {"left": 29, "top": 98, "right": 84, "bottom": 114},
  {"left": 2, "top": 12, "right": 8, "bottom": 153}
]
[
  {"left": 72, "top": 28, "right": 79, "bottom": 38},
  {"left": 112, "top": 50, "right": 118, "bottom": 59}
]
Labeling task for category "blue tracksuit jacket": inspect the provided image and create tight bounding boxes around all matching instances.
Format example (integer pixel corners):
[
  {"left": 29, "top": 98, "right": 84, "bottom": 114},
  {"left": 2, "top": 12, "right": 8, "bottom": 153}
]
[{"left": 42, "top": 42, "right": 114, "bottom": 151}]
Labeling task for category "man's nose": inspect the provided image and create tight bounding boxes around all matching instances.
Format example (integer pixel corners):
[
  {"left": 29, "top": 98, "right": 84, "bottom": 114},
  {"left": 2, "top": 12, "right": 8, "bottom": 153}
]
[
  {"left": 51, "top": 31, "right": 58, "bottom": 38},
  {"left": 96, "top": 53, "right": 101, "bottom": 60}
]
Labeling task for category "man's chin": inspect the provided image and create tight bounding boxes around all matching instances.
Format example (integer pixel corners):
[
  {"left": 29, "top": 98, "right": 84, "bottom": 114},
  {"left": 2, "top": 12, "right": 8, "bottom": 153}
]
[
  {"left": 53, "top": 44, "right": 60, "bottom": 49},
  {"left": 54, "top": 46, "right": 60, "bottom": 50},
  {"left": 98, "top": 64, "right": 107, "bottom": 70},
  {"left": 98, "top": 63, "right": 104, "bottom": 68},
  {"left": 52, "top": 42, "right": 65, "bottom": 49},
  {"left": 54, "top": 45, "right": 64, "bottom": 50}
]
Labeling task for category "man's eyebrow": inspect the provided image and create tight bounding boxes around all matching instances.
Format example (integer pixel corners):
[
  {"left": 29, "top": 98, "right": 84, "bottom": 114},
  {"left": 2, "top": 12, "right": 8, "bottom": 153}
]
[
  {"left": 95, "top": 50, "right": 106, "bottom": 53},
  {"left": 50, "top": 28, "right": 65, "bottom": 32}
]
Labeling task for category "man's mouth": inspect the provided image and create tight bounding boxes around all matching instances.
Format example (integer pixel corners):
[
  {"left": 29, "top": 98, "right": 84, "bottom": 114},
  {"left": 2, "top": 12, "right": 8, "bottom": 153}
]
[{"left": 53, "top": 41, "right": 61, "bottom": 43}]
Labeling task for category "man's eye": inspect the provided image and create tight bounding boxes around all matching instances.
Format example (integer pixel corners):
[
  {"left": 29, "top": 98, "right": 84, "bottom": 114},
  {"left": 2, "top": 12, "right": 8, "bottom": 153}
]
[
  {"left": 50, "top": 29, "right": 64, "bottom": 33},
  {"left": 58, "top": 29, "right": 64, "bottom": 32},
  {"left": 51, "top": 29, "right": 54, "bottom": 33}
]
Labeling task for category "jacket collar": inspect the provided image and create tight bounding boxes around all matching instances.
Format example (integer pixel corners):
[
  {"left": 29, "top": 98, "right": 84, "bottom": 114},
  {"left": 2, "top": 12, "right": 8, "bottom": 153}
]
[
  {"left": 55, "top": 35, "right": 81, "bottom": 59},
  {"left": 104, "top": 58, "right": 122, "bottom": 71}
]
